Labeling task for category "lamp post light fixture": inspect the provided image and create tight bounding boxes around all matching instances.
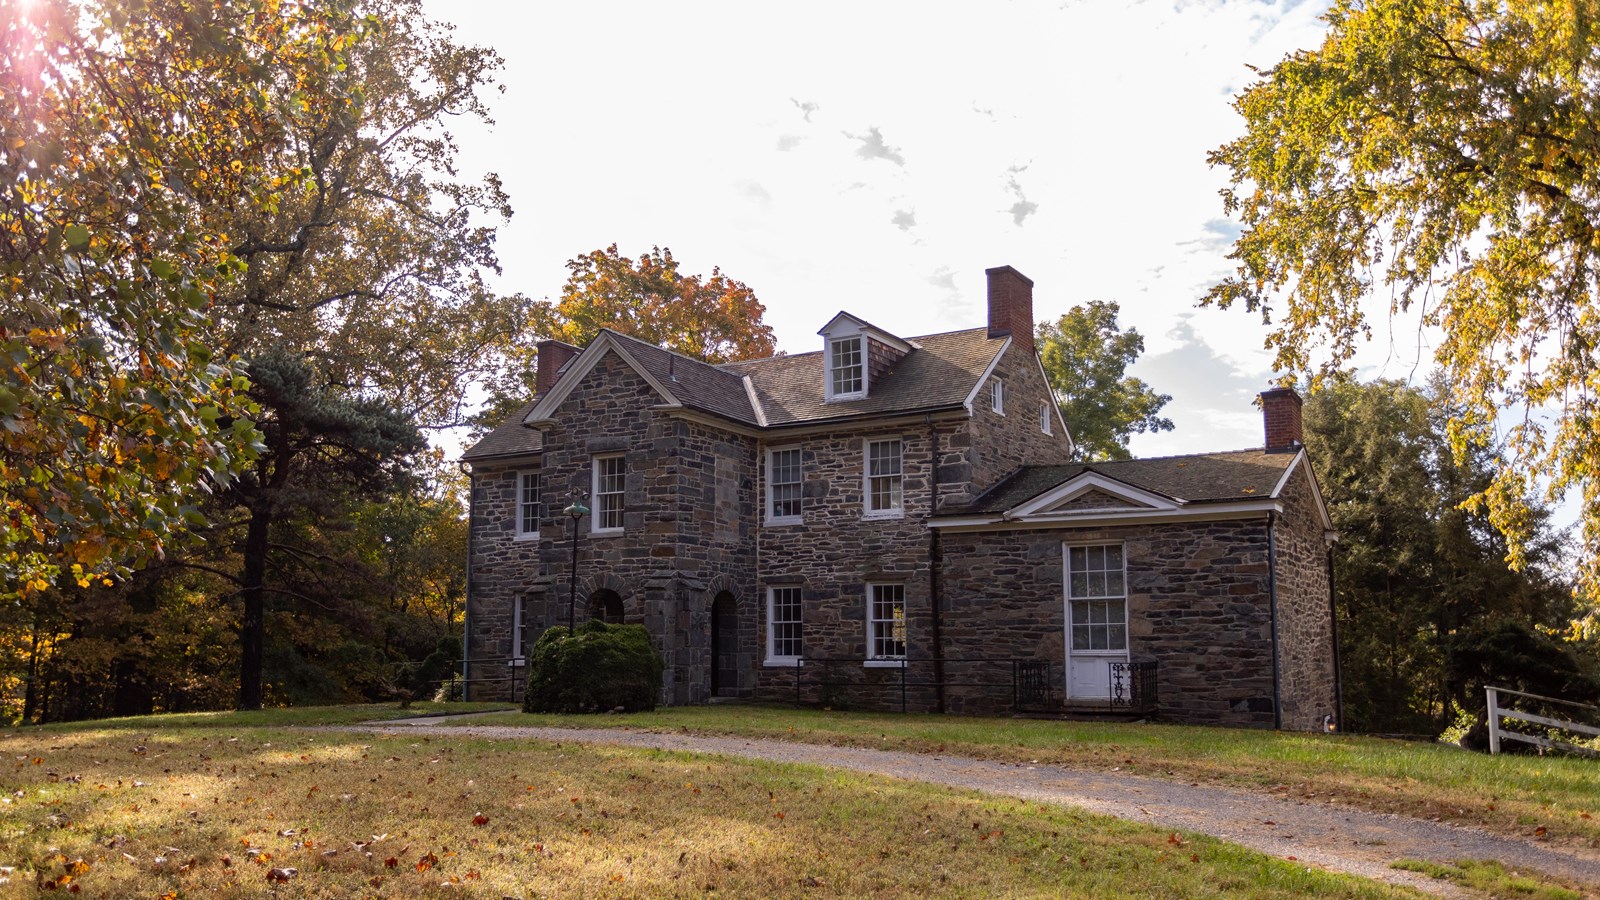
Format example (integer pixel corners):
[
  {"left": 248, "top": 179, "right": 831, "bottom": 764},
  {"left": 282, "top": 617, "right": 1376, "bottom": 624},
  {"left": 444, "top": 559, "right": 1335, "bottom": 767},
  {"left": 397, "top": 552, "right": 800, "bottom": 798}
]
[{"left": 563, "top": 496, "right": 589, "bottom": 633}]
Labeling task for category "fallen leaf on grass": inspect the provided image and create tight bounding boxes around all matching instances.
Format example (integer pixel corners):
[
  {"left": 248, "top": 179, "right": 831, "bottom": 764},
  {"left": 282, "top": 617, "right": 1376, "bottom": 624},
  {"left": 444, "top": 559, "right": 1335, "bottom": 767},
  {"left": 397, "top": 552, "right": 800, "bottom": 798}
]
[
  {"left": 266, "top": 866, "right": 297, "bottom": 883},
  {"left": 471, "top": 813, "right": 489, "bottom": 826}
]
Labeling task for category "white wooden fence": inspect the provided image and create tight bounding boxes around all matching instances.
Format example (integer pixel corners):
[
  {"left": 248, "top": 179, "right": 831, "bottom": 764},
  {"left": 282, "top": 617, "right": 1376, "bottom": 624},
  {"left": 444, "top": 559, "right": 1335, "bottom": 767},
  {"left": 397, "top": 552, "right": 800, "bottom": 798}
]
[{"left": 1485, "top": 686, "right": 1600, "bottom": 756}]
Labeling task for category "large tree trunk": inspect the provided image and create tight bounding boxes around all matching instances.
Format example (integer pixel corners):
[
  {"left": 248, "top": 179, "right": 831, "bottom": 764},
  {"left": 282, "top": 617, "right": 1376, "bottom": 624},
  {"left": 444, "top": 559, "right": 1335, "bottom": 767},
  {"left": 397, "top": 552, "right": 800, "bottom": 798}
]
[{"left": 238, "top": 502, "right": 271, "bottom": 710}]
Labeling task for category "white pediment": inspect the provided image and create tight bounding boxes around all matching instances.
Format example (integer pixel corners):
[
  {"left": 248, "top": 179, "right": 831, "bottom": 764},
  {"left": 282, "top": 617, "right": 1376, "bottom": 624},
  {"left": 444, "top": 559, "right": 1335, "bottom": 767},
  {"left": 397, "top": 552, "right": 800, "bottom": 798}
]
[
  {"left": 522, "top": 331, "right": 681, "bottom": 424},
  {"left": 1007, "top": 471, "right": 1181, "bottom": 519}
]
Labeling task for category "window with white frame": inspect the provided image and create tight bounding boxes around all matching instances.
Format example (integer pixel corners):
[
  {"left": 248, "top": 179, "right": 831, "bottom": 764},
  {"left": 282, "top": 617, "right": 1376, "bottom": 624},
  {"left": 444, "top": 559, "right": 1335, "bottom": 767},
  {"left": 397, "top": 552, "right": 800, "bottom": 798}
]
[
  {"left": 866, "top": 583, "right": 906, "bottom": 660},
  {"left": 767, "top": 447, "right": 803, "bottom": 523},
  {"left": 1040, "top": 400, "right": 1053, "bottom": 435},
  {"left": 766, "top": 585, "right": 803, "bottom": 663},
  {"left": 828, "top": 336, "right": 864, "bottom": 399},
  {"left": 592, "top": 454, "right": 626, "bottom": 533},
  {"left": 1067, "top": 544, "right": 1127, "bottom": 652},
  {"left": 516, "top": 471, "right": 540, "bottom": 538},
  {"left": 992, "top": 378, "right": 1006, "bottom": 415},
  {"left": 511, "top": 594, "right": 535, "bottom": 662},
  {"left": 865, "top": 438, "right": 903, "bottom": 516}
]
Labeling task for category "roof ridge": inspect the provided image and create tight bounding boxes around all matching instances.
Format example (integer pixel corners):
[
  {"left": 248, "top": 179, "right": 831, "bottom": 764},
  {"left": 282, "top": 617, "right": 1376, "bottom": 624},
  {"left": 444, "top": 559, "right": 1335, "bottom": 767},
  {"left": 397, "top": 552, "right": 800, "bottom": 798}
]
[{"left": 600, "top": 328, "right": 741, "bottom": 379}]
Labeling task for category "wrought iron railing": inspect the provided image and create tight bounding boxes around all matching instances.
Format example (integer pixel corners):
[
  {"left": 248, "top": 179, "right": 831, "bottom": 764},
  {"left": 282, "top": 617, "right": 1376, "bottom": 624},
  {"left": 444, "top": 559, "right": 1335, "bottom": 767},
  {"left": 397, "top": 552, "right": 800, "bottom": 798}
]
[
  {"left": 781, "top": 657, "right": 1055, "bottom": 714},
  {"left": 1109, "top": 659, "right": 1158, "bottom": 715}
]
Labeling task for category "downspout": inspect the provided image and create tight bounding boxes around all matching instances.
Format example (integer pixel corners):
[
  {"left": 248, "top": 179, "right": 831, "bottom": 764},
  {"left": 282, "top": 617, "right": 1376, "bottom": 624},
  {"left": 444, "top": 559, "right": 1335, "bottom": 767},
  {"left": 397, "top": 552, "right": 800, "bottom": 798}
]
[
  {"left": 1266, "top": 511, "right": 1282, "bottom": 730},
  {"left": 1327, "top": 542, "right": 1343, "bottom": 730},
  {"left": 459, "top": 461, "right": 474, "bottom": 700},
  {"left": 926, "top": 414, "right": 945, "bottom": 714}
]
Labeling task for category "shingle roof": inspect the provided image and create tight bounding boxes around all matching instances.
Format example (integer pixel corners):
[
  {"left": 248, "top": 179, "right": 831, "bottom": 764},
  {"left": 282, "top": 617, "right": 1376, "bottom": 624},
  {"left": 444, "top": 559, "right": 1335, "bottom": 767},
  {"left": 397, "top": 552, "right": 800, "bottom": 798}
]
[
  {"left": 955, "top": 450, "right": 1298, "bottom": 514},
  {"left": 723, "top": 327, "right": 1005, "bottom": 427},
  {"left": 461, "top": 400, "right": 543, "bottom": 462},
  {"left": 607, "top": 332, "right": 762, "bottom": 428}
]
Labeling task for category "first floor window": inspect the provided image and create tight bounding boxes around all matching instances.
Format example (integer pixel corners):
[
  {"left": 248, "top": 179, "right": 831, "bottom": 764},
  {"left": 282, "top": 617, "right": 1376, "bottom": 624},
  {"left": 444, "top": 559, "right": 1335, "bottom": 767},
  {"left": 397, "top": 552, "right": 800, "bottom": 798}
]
[
  {"left": 517, "top": 471, "right": 540, "bottom": 538},
  {"left": 866, "top": 583, "right": 906, "bottom": 660},
  {"left": 1067, "top": 544, "right": 1127, "bottom": 651},
  {"left": 767, "top": 586, "right": 803, "bottom": 662},
  {"left": 865, "top": 438, "right": 903, "bottom": 516},
  {"left": 768, "top": 447, "right": 803, "bottom": 522},
  {"left": 593, "top": 454, "right": 625, "bottom": 533},
  {"left": 512, "top": 594, "right": 535, "bottom": 661}
]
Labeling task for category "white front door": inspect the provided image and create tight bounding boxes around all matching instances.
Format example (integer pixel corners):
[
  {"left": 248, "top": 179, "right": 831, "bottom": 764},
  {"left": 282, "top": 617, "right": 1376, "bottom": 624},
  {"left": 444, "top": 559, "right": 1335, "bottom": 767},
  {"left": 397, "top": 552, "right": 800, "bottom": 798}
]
[{"left": 1064, "top": 544, "right": 1129, "bottom": 700}]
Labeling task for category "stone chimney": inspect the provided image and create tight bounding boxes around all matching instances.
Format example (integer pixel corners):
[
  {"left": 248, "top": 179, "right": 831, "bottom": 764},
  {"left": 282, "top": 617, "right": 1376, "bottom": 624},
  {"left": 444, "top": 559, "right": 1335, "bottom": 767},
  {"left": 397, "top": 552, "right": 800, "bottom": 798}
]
[
  {"left": 986, "top": 265, "right": 1035, "bottom": 354},
  {"left": 536, "top": 339, "right": 581, "bottom": 396},
  {"left": 1259, "top": 387, "right": 1304, "bottom": 452}
]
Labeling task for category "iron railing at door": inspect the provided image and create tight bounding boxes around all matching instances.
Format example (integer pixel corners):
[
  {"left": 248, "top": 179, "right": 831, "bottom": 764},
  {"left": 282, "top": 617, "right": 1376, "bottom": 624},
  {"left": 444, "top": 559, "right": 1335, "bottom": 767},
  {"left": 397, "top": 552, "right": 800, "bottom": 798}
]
[{"left": 1109, "top": 660, "right": 1158, "bottom": 715}]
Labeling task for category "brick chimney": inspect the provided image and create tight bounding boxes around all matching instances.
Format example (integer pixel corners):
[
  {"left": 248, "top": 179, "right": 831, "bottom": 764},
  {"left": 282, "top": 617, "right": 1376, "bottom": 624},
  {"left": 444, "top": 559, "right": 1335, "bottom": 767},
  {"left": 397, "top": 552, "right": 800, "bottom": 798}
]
[
  {"left": 1259, "top": 387, "right": 1304, "bottom": 452},
  {"left": 535, "top": 339, "right": 581, "bottom": 396},
  {"left": 986, "top": 265, "right": 1035, "bottom": 354}
]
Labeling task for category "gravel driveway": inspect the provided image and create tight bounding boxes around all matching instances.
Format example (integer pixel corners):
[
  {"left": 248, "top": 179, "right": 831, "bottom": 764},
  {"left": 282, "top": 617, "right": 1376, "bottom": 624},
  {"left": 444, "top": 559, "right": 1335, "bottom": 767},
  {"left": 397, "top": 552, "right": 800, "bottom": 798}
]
[{"left": 351, "top": 719, "right": 1600, "bottom": 896}]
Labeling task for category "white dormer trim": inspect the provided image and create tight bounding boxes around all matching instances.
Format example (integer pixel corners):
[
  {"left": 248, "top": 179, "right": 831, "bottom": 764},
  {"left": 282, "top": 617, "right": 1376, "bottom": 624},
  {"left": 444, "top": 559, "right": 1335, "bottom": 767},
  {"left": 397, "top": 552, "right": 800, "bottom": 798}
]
[
  {"left": 1006, "top": 471, "right": 1182, "bottom": 519},
  {"left": 818, "top": 312, "right": 913, "bottom": 403},
  {"left": 522, "top": 330, "right": 683, "bottom": 425}
]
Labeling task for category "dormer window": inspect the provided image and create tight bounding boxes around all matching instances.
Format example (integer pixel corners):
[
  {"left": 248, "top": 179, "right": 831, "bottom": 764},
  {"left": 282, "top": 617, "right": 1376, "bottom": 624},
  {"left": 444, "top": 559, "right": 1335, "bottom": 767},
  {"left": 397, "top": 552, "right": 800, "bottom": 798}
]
[{"left": 829, "top": 336, "right": 865, "bottom": 400}]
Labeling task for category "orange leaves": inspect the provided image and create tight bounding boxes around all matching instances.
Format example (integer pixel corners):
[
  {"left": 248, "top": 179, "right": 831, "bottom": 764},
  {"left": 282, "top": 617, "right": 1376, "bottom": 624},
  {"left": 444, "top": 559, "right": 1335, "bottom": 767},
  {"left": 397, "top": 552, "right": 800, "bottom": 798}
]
[{"left": 470, "top": 813, "right": 488, "bottom": 826}]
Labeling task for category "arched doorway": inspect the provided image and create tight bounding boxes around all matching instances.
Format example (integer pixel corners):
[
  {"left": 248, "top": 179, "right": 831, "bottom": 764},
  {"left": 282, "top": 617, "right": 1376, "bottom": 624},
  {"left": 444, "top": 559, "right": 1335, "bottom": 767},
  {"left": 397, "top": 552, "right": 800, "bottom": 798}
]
[
  {"left": 589, "top": 589, "right": 624, "bottom": 624},
  {"left": 710, "top": 591, "right": 738, "bottom": 697}
]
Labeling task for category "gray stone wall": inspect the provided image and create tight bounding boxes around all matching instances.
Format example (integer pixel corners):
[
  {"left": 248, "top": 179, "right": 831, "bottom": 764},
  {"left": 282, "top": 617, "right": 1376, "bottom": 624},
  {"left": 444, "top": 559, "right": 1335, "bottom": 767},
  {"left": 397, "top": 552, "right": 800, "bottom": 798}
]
[
  {"left": 467, "top": 350, "right": 760, "bottom": 705},
  {"left": 1271, "top": 460, "right": 1339, "bottom": 730},
  {"left": 939, "top": 518, "right": 1279, "bottom": 727},
  {"left": 951, "top": 343, "right": 1073, "bottom": 508},
  {"left": 465, "top": 459, "right": 545, "bottom": 700},
  {"left": 751, "top": 424, "right": 938, "bottom": 706}
]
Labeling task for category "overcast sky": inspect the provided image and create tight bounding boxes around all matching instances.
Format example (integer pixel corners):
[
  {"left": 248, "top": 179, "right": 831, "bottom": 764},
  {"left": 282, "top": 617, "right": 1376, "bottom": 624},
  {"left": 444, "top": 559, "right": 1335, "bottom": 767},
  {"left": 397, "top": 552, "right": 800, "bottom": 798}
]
[{"left": 418, "top": 0, "right": 1429, "bottom": 458}]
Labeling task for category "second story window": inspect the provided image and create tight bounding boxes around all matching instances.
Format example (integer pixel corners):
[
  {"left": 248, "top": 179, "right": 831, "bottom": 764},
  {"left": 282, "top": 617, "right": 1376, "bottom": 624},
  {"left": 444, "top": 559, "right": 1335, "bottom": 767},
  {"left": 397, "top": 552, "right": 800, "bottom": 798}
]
[
  {"left": 992, "top": 378, "right": 1006, "bottom": 415},
  {"left": 767, "top": 447, "right": 803, "bottom": 523},
  {"left": 516, "top": 471, "right": 540, "bottom": 539},
  {"left": 829, "top": 336, "right": 864, "bottom": 400},
  {"left": 592, "top": 454, "right": 626, "bottom": 534},
  {"left": 865, "top": 438, "right": 903, "bottom": 517}
]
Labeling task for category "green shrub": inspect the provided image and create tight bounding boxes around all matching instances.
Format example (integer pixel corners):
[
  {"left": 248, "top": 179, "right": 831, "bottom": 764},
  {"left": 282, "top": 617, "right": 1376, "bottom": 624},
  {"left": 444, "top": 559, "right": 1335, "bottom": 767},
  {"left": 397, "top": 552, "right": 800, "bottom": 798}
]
[{"left": 523, "top": 620, "right": 663, "bottom": 713}]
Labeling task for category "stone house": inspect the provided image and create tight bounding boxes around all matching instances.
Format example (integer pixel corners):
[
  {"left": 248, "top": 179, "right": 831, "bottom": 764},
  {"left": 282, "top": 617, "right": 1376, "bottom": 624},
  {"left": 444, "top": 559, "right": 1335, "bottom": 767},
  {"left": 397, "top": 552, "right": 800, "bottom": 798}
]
[{"left": 462, "top": 266, "right": 1340, "bottom": 729}]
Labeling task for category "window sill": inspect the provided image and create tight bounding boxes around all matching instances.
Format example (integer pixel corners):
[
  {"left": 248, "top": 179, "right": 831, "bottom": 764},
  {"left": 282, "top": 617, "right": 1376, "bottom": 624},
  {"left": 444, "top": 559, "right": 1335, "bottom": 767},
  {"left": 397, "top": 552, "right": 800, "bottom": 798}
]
[
  {"left": 862, "top": 511, "right": 904, "bottom": 521},
  {"left": 590, "top": 528, "right": 624, "bottom": 537},
  {"left": 764, "top": 516, "right": 803, "bottom": 527},
  {"left": 763, "top": 658, "right": 802, "bottom": 668},
  {"left": 863, "top": 659, "right": 907, "bottom": 668},
  {"left": 508, "top": 658, "right": 525, "bottom": 667},
  {"left": 513, "top": 532, "right": 540, "bottom": 542}
]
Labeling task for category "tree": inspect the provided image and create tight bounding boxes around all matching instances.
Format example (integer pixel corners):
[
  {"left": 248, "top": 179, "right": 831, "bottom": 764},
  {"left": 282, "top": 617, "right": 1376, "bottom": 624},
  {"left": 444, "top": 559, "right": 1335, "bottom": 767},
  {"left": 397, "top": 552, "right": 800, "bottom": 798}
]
[
  {"left": 0, "top": 0, "right": 364, "bottom": 601},
  {"left": 1302, "top": 378, "right": 1579, "bottom": 733},
  {"left": 548, "top": 244, "right": 776, "bottom": 363},
  {"left": 1035, "top": 301, "right": 1172, "bottom": 461},
  {"left": 1206, "top": 0, "right": 1600, "bottom": 598},
  {"left": 228, "top": 349, "right": 424, "bottom": 709}
]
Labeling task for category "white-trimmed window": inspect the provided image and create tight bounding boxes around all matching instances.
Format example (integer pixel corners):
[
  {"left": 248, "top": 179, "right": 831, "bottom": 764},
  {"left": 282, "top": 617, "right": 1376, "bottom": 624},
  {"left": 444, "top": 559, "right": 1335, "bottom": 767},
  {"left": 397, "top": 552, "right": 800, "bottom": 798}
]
[
  {"left": 1040, "top": 400, "right": 1053, "bottom": 435},
  {"left": 866, "top": 582, "right": 906, "bottom": 661},
  {"left": 828, "top": 336, "right": 865, "bottom": 400},
  {"left": 516, "top": 471, "right": 540, "bottom": 539},
  {"left": 1067, "top": 544, "right": 1127, "bottom": 652},
  {"left": 592, "top": 454, "right": 626, "bottom": 534},
  {"left": 766, "top": 585, "right": 803, "bottom": 664},
  {"left": 767, "top": 446, "right": 803, "bottom": 524},
  {"left": 865, "top": 438, "right": 903, "bottom": 517},
  {"left": 992, "top": 378, "right": 1006, "bottom": 415},
  {"left": 511, "top": 594, "right": 535, "bottom": 662}
]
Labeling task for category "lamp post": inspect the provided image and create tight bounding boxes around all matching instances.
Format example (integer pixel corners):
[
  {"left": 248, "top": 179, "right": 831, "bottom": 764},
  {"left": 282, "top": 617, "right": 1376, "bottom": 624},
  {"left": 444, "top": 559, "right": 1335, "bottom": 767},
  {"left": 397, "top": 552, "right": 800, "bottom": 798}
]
[{"left": 563, "top": 496, "right": 589, "bottom": 633}]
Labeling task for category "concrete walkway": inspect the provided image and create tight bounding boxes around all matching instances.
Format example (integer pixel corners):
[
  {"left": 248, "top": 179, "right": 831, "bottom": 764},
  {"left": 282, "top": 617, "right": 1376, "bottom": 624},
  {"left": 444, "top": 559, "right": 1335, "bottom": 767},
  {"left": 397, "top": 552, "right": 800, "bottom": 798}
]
[{"left": 347, "top": 718, "right": 1600, "bottom": 896}]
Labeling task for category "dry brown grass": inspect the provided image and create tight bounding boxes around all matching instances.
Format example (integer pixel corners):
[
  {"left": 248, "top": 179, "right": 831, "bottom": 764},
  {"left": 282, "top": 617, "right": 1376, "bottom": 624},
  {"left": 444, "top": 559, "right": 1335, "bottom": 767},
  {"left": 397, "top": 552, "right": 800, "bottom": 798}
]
[{"left": 0, "top": 721, "right": 1410, "bottom": 898}]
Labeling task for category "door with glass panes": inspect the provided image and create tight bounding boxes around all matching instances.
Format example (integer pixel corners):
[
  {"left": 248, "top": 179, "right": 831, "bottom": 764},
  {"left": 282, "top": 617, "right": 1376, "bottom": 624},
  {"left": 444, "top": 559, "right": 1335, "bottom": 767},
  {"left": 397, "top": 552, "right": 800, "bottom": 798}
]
[{"left": 1063, "top": 543, "right": 1128, "bottom": 699}]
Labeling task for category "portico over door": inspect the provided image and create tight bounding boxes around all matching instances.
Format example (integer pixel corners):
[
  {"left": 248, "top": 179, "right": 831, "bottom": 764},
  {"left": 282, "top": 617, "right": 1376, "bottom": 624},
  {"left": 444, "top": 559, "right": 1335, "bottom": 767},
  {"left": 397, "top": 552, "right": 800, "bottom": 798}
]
[{"left": 1064, "top": 543, "right": 1128, "bottom": 699}]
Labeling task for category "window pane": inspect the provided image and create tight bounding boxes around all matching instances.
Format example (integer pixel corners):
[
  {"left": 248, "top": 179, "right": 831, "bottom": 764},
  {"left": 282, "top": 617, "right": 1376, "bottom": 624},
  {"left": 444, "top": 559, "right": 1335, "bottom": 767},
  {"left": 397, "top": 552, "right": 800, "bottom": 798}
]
[
  {"left": 1106, "top": 545, "right": 1123, "bottom": 568},
  {"left": 1107, "top": 624, "right": 1127, "bottom": 651},
  {"left": 1070, "top": 546, "right": 1086, "bottom": 569},
  {"left": 1070, "top": 573, "right": 1088, "bottom": 598},
  {"left": 1106, "top": 571, "right": 1125, "bottom": 595},
  {"left": 1088, "top": 572, "right": 1105, "bottom": 597}
]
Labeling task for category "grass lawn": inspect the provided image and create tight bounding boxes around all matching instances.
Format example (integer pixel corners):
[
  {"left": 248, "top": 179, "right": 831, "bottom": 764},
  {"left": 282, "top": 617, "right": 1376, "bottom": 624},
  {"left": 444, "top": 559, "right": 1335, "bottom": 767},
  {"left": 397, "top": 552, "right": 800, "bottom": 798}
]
[
  {"left": 460, "top": 705, "right": 1600, "bottom": 847},
  {"left": 0, "top": 715, "right": 1410, "bottom": 898}
]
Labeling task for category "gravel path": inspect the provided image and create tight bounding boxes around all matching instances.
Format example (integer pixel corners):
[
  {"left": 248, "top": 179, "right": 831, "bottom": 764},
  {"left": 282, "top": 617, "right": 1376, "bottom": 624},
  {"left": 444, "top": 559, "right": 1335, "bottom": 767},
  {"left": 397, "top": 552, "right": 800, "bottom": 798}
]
[{"left": 345, "top": 719, "right": 1600, "bottom": 896}]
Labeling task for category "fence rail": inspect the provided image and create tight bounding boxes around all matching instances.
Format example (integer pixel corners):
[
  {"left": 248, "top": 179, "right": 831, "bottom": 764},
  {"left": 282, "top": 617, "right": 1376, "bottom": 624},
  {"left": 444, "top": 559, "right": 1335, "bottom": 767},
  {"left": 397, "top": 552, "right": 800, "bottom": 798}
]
[{"left": 1486, "top": 686, "right": 1600, "bottom": 757}]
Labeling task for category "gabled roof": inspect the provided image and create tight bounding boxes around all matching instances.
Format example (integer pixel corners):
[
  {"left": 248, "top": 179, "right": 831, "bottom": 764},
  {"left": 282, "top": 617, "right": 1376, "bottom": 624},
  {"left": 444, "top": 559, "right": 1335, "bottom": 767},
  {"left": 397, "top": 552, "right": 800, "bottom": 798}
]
[
  {"left": 461, "top": 400, "right": 543, "bottom": 462},
  {"left": 724, "top": 327, "right": 1007, "bottom": 427},
  {"left": 941, "top": 449, "right": 1322, "bottom": 526}
]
